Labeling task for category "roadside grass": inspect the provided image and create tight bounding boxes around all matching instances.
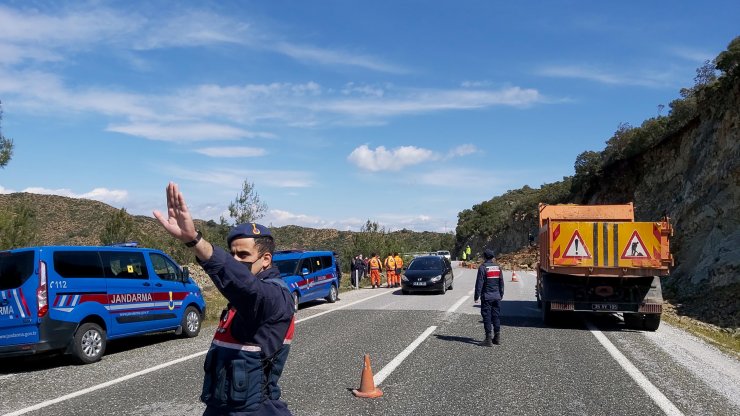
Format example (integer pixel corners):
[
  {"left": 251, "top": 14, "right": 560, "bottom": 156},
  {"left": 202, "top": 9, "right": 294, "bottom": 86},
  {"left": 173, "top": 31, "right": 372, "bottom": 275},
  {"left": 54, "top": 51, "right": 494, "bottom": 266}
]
[{"left": 662, "top": 305, "right": 740, "bottom": 358}]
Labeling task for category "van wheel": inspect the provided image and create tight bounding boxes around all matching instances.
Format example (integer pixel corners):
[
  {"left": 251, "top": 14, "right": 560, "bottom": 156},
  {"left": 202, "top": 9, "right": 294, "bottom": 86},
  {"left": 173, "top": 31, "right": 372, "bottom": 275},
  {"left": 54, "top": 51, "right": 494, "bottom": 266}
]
[
  {"left": 292, "top": 292, "right": 300, "bottom": 311},
  {"left": 73, "top": 323, "right": 106, "bottom": 364},
  {"left": 181, "top": 306, "right": 201, "bottom": 338},
  {"left": 326, "top": 285, "right": 338, "bottom": 303}
]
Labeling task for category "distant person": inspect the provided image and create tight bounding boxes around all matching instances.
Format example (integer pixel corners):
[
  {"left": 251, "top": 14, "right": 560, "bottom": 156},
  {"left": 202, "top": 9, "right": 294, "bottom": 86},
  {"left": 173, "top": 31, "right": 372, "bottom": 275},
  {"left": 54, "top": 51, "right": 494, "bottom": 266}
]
[
  {"left": 153, "top": 182, "right": 295, "bottom": 415},
  {"left": 334, "top": 254, "right": 342, "bottom": 300},
  {"left": 350, "top": 254, "right": 361, "bottom": 289},
  {"left": 528, "top": 232, "right": 535, "bottom": 247},
  {"left": 465, "top": 245, "right": 471, "bottom": 260},
  {"left": 393, "top": 252, "right": 403, "bottom": 287},
  {"left": 474, "top": 249, "right": 504, "bottom": 347},
  {"left": 368, "top": 253, "right": 382, "bottom": 288},
  {"left": 384, "top": 253, "right": 396, "bottom": 288}
]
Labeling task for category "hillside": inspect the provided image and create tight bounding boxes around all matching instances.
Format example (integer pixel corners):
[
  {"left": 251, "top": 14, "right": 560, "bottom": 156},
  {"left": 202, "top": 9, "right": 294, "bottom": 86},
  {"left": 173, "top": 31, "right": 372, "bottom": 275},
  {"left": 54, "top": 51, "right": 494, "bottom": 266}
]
[
  {"left": 0, "top": 192, "right": 454, "bottom": 269},
  {"left": 454, "top": 37, "right": 740, "bottom": 330}
]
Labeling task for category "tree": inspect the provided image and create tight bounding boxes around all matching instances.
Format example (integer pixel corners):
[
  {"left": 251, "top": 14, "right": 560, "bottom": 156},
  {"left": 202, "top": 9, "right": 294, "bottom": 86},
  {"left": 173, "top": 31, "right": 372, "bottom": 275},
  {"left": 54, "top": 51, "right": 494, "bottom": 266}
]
[
  {"left": 716, "top": 35, "right": 740, "bottom": 75},
  {"left": 100, "top": 208, "right": 135, "bottom": 245},
  {"left": 694, "top": 60, "right": 718, "bottom": 87},
  {"left": 0, "top": 204, "right": 36, "bottom": 249},
  {"left": 227, "top": 180, "right": 268, "bottom": 225},
  {"left": 0, "top": 100, "right": 13, "bottom": 169}
]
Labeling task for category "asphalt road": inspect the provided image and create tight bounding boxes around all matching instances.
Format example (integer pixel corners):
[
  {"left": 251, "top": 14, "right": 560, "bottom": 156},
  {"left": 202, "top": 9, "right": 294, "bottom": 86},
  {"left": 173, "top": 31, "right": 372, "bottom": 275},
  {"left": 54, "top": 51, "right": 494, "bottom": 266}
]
[{"left": 1, "top": 265, "right": 739, "bottom": 416}]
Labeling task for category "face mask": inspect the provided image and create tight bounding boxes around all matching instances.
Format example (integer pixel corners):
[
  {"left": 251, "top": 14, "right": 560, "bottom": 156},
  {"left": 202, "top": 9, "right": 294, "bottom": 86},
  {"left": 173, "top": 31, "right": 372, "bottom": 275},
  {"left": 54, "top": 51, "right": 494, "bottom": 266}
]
[{"left": 242, "top": 261, "right": 254, "bottom": 271}]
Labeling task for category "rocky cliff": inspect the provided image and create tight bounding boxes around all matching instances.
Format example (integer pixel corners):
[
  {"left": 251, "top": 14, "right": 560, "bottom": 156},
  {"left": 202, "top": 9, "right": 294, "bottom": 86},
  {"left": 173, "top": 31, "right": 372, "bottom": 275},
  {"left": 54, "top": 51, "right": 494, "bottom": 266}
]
[{"left": 581, "top": 76, "right": 740, "bottom": 326}]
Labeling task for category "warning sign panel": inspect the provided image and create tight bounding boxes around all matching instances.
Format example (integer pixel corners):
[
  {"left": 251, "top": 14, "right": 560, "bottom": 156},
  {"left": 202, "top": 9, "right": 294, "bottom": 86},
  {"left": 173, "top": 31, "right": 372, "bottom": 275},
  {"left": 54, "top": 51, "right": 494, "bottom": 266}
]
[
  {"left": 621, "top": 231, "right": 652, "bottom": 259},
  {"left": 563, "top": 230, "right": 591, "bottom": 258}
]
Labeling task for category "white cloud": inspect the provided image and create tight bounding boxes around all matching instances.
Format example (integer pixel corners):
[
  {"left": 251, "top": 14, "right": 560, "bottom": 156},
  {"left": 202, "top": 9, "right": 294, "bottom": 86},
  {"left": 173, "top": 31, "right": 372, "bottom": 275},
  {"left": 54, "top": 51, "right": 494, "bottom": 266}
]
[
  {"left": 274, "top": 42, "right": 408, "bottom": 74},
  {"left": 0, "top": 185, "right": 15, "bottom": 194},
  {"left": 20, "top": 187, "right": 128, "bottom": 204},
  {"left": 195, "top": 147, "right": 267, "bottom": 158},
  {"left": 348, "top": 145, "right": 438, "bottom": 172},
  {"left": 167, "top": 166, "right": 314, "bottom": 189},
  {"left": 536, "top": 65, "right": 677, "bottom": 88},
  {"left": 669, "top": 46, "right": 713, "bottom": 63},
  {"left": 106, "top": 123, "right": 259, "bottom": 142},
  {"left": 446, "top": 144, "right": 479, "bottom": 158}
]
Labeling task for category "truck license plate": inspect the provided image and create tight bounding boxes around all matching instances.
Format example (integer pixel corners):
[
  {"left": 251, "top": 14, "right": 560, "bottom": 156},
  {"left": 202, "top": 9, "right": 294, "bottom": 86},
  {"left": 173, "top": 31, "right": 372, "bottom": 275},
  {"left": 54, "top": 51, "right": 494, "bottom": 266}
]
[
  {"left": 413, "top": 282, "right": 426, "bottom": 286},
  {"left": 592, "top": 303, "right": 618, "bottom": 311}
]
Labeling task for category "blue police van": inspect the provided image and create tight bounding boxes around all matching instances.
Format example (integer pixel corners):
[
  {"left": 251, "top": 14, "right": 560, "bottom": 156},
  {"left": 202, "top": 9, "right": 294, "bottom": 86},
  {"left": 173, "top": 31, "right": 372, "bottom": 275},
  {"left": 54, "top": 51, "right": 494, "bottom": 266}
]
[
  {"left": 0, "top": 245, "right": 206, "bottom": 364},
  {"left": 273, "top": 250, "right": 339, "bottom": 311}
]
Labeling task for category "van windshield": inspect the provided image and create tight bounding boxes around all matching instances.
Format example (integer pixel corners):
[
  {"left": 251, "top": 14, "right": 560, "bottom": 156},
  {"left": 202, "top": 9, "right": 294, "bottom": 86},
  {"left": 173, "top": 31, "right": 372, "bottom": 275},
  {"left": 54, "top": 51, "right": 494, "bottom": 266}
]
[
  {"left": 274, "top": 259, "right": 300, "bottom": 277},
  {"left": 0, "top": 251, "right": 35, "bottom": 290}
]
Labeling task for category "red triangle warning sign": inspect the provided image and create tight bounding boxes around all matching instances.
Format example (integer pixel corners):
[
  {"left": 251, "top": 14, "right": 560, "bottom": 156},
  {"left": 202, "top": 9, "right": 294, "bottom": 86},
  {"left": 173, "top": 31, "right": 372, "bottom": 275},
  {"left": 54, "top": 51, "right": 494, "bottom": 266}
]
[
  {"left": 621, "top": 231, "right": 652, "bottom": 259},
  {"left": 563, "top": 230, "right": 591, "bottom": 258}
]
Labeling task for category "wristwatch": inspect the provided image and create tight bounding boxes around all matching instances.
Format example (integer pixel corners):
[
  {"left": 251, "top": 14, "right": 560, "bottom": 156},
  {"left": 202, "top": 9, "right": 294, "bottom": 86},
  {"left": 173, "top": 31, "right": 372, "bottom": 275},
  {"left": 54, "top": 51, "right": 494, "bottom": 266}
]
[{"left": 185, "top": 230, "right": 202, "bottom": 247}]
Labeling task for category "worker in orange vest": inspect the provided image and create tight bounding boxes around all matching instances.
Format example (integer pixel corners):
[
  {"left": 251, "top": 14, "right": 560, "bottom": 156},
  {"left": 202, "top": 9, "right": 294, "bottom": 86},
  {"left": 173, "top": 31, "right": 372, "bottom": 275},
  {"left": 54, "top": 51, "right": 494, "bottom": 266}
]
[
  {"left": 393, "top": 252, "right": 403, "bottom": 288},
  {"left": 368, "top": 253, "right": 382, "bottom": 289},
  {"left": 384, "top": 253, "right": 396, "bottom": 288}
]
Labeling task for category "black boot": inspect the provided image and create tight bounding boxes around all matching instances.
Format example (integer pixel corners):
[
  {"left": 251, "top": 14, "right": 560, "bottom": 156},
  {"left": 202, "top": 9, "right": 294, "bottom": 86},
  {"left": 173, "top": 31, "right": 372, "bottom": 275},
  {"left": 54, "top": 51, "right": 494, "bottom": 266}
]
[
  {"left": 493, "top": 332, "right": 500, "bottom": 345},
  {"left": 480, "top": 335, "right": 493, "bottom": 347}
]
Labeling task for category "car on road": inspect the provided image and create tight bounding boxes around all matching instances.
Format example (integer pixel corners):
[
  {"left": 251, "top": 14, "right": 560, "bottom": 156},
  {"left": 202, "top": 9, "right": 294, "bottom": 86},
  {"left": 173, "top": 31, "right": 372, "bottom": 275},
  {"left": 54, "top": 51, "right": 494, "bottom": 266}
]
[
  {"left": 401, "top": 255, "right": 454, "bottom": 295},
  {"left": 0, "top": 244, "right": 206, "bottom": 364},
  {"left": 273, "top": 250, "right": 339, "bottom": 311},
  {"left": 436, "top": 250, "right": 451, "bottom": 260}
]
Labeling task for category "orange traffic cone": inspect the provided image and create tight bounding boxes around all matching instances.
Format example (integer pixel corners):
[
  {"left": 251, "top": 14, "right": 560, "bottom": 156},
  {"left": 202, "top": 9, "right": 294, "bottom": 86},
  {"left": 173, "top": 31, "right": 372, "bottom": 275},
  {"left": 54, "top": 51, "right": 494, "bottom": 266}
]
[
  {"left": 511, "top": 271, "right": 520, "bottom": 282},
  {"left": 352, "top": 354, "right": 383, "bottom": 398}
]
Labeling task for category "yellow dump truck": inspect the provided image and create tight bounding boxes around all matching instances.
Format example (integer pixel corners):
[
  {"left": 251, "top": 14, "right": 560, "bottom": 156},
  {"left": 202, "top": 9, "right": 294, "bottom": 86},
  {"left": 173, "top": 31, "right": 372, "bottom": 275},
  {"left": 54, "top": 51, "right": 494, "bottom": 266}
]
[{"left": 536, "top": 203, "right": 673, "bottom": 330}]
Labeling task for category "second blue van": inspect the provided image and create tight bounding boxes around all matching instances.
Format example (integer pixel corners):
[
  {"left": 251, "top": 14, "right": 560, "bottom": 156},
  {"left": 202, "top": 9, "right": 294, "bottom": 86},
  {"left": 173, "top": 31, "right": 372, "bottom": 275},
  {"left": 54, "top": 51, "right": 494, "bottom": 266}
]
[{"left": 273, "top": 250, "right": 339, "bottom": 311}]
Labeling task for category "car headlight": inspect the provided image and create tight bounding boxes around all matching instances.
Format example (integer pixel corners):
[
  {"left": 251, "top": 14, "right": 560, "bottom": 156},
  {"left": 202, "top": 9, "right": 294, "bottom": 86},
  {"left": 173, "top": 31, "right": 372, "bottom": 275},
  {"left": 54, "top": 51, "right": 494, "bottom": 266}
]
[
  {"left": 401, "top": 275, "right": 409, "bottom": 282},
  {"left": 430, "top": 275, "right": 442, "bottom": 283}
]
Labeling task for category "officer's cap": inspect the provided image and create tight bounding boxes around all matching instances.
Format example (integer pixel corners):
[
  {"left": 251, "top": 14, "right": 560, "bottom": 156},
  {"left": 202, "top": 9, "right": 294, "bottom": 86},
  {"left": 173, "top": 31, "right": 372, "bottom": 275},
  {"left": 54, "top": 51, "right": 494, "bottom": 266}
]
[
  {"left": 227, "top": 223, "right": 272, "bottom": 246},
  {"left": 483, "top": 249, "right": 495, "bottom": 259}
]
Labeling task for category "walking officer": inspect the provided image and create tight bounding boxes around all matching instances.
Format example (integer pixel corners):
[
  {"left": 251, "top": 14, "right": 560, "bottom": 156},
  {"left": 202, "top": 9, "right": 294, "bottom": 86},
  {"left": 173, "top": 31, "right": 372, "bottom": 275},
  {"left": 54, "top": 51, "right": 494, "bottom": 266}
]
[
  {"left": 474, "top": 249, "right": 504, "bottom": 347},
  {"left": 154, "top": 182, "right": 295, "bottom": 415}
]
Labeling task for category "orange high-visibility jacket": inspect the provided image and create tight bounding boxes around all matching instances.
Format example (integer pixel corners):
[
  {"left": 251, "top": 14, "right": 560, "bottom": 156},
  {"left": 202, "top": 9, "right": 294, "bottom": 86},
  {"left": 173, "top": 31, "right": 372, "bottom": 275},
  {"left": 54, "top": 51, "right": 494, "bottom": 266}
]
[
  {"left": 369, "top": 257, "right": 381, "bottom": 270},
  {"left": 394, "top": 256, "right": 403, "bottom": 269},
  {"left": 384, "top": 256, "right": 396, "bottom": 269}
]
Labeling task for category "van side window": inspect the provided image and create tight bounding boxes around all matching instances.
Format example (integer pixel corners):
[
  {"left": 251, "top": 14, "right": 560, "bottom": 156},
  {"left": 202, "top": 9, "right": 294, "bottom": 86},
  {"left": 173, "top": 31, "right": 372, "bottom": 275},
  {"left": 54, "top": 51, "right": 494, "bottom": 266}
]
[
  {"left": 0, "top": 251, "right": 35, "bottom": 289},
  {"left": 101, "top": 251, "right": 148, "bottom": 279},
  {"left": 320, "top": 256, "right": 333, "bottom": 270},
  {"left": 149, "top": 253, "right": 182, "bottom": 281},
  {"left": 53, "top": 251, "right": 104, "bottom": 278}
]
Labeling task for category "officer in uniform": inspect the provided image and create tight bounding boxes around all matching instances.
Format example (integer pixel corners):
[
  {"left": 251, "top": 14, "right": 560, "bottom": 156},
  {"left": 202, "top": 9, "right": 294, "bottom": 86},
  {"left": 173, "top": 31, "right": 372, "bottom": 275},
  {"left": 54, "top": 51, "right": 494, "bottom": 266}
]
[
  {"left": 154, "top": 182, "right": 295, "bottom": 416},
  {"left": 474, "top": 249, "right": 504, "bottom": 347}
]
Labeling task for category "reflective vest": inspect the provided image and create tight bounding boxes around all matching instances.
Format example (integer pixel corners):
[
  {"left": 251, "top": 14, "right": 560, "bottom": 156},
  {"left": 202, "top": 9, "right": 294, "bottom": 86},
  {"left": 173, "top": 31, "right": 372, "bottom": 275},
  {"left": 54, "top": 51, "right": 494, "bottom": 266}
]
[
  {"left": 201, "top": 278, "right": 295, "bottom": 413},
  {"left": 369, "top": 258, "right": 381, "bottom": 270},
  {"left": 385, "top": 256, "right": 396, "bottom": 269},
  {"left": 394, "top": 256, "right": 403, "bottom": 269}
]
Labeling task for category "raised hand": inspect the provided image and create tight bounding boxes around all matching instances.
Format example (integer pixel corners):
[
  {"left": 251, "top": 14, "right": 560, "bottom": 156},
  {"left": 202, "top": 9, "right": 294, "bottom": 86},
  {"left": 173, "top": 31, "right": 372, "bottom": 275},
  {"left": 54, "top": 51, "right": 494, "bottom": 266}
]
[{"left": 153, "top": 182, "right": 198, "bottom": 243}]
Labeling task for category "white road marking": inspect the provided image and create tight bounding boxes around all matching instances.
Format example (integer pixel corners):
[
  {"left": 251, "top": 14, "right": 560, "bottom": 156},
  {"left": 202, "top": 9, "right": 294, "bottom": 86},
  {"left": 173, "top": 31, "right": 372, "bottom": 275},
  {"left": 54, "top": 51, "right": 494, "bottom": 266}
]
[
  {"left": 373, "top": 326, "right": 437, "bottom": 386},
  {"left": 3, "top": 350, "right": 208, "bottom": 416},
  {"left": 586, "top": 321, "right": 684, "bottom": 416},
  {"left": 3, "top": 288, "right": 393, "bottom": 416},
  {"left": 446, "top": 296, "right": 470, "bottom": 313}
]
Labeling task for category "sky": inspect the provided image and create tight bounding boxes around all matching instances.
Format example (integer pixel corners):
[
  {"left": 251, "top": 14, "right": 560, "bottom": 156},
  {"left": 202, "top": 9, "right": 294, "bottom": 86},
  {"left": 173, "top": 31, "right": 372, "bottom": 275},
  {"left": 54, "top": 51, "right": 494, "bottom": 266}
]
[{"left": 0, "top": 1, "right": 738, "bottom": 233}]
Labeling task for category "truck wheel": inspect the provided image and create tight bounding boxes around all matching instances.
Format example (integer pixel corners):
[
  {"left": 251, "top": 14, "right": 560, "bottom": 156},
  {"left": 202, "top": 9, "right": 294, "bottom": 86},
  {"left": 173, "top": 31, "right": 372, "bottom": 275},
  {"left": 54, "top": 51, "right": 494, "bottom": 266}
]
[
  {"left": 542, "top": 301, "right": 556, "bottom": 326},
  {"left": 643, "top": 314, "right": 661, "bottom": 331},
  {"left": 73, "top": 323, "right": 106, "bottom": 364},
  {"left": 181, "top": 306, "right": 201, "bottom": 338}
]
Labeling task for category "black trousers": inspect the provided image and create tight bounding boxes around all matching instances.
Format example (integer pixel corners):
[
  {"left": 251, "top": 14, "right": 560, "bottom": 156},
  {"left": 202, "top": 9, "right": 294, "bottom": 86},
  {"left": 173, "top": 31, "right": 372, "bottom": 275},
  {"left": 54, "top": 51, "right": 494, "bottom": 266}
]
[{"left": 480, "top": 299, "right": 501, "bottom": 336}]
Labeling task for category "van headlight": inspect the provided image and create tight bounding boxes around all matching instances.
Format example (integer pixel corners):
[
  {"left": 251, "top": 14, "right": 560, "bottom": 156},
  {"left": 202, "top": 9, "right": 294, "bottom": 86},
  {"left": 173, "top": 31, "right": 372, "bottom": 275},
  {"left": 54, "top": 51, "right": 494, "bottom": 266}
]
[
  {"left": 430, "top": 275, "right": 442, "bottom": 283},
  {"left": 401, "top": 275, "right": 409, "bottom": 282}
]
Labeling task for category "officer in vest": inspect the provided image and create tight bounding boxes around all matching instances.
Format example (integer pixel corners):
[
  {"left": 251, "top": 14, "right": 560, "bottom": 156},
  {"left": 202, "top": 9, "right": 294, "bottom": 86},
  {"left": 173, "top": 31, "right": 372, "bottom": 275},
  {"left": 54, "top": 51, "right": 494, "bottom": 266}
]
[
  {"left": 474, "top": 249, "right": 504, "bottom": 347},
  {"left": 154, "top": 182, "right": 295, "bottom": 416}
]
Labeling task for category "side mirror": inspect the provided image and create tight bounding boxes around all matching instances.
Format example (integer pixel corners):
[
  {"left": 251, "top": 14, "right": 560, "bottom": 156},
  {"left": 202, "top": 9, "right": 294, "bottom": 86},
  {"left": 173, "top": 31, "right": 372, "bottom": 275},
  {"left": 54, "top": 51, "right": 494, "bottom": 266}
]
[
  {"left": 301, "top": 267, "right": 310, "bottom": 276},
  {"left": 181, "top": 266, "right": 190, "bottom": 282}
]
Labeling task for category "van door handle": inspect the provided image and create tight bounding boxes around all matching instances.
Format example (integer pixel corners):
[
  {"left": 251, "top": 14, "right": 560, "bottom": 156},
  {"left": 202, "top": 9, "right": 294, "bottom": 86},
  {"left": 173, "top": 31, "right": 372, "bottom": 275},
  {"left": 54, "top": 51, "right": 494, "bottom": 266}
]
[
  {"left": 155, "top": 283, "right": 162, "bottom": 287},
  {"left": 143, "top": 282, "right": 151, "bottom": 287}
]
